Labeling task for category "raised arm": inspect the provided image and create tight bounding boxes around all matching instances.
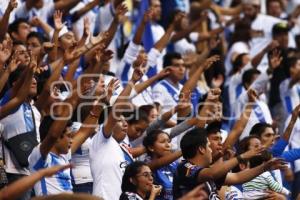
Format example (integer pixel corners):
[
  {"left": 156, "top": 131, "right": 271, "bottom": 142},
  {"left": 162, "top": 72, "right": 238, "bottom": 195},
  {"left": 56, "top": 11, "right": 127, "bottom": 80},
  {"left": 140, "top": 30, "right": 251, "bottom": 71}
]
[
  {"left": 0, "top": 55, "right": 36, "bottom": 120},
  {"left": 70, "top": 78, "right": 107, "bottom": 153},
  {"left": 180, "top": 55, "right": 219, "bottom": 97},
  {"left": 198, "top": 147, "right": 263, "bottom": 182},
  {"left": 0, "top": 38, "right": 14, "bottom": 93},
  {"left": 55, "top": 0, "right": 81, "bottom": 13},
  {"left": 0, "top": 164, "right": 71, "bottom": 200},
  {"left": 222, "top": 89, "right": 257, "bottom": 150},
  {"left": 30, "top": 17, "right": 54, "bottom": 38},
  {"left": 251, "top": 40, "right": 279, "bottom": 68},
  {"left": 148, "top": 151, "right": 182, "bottom": 170},
  {"left": 71, "top": 0, "right": 101, "bottom": 22},
  {"left": 103, "top": 66, "right": 144, "bottom": 137},
  {"left": 0, "top": 0, "right": 17, "bottom": 42},
  {"left": 225, "top": 158, "right": 287, "bottom": 185}
]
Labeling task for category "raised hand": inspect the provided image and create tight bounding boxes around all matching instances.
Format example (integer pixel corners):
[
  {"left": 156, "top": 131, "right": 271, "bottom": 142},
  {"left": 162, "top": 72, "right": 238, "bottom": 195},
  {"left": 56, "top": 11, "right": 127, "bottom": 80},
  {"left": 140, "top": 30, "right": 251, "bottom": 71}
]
[
  {"left": 172, "top": 12, "right": 185, "bottom": 26},
  {"left": 0, "top": 42, "right": 12, "bottom": 65},
  {"left": 131, "top": 67, "right": 144, "bottom": 83},
  {"left": 7, "top": 0, "right": 18, "bottom": 12},
  {"left": 206, "top": 88, "right": 221, "bottom": 102},
  {"left": 240, "top": 147, "right": 265, "bottom": 160},
  {"left": 133, "top": 52, "right": 147, "bottom": 68},
  {"left": 83, "top": 17, "right": 91, "bottom": 37},
  {"left": 28, "top": 51, "right": 40, "bottom": 74},
  {"left": 7, "top": 51, "right": 21, "bottom": 73},
  {"left": 90, "top": 31, "right": 109, "bottom": 45},
  {"left": 179, "top": 184, "right": 208, "bottom": 200},
  {"left": 269, "top": 48, "right": 283, "bottom": 70},
  {"left": 266, "top": 40, "right": 279, "bottom": 52},
  {"left": 247, "top": 88, "right": 258, "bottom": 103},
  {"left": 265, "top": 158, "right": 288, "bottom": 171},
  {"left": 30, "top": 17, "right": 41, "bottom": 27},
  {"left": 157, "top": 67, "right": 171, "bottom": 79},
  {"left": 203, "top": 55, "right": 220, "bottom": 70},
  {"left": 53, "top": 10, "right": 64, "bottom": 31},
  {"left": 105, "top": 78, "right": 120, "bottom": 103},
  {"left": 115, "top": 3, "right": 128, "bottom": 23}
]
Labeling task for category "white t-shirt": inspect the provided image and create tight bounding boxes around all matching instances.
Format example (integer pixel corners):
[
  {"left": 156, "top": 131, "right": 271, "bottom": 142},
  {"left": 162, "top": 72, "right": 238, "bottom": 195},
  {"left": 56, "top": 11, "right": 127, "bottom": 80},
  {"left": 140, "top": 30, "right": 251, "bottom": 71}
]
[
  {"left": 173, "top": 38, "right": 196, "bottom": 55},
  {"left": 71, "top": 137, "right": 93, "bottom": 185},
  {"left": 280, "top": 79, "right": 300, "bottom": 117},
  {"left": 90, "top": 125, "right": 129, "bottom": 200},
  {"left": 28, "top": 146, "right": 72, "bottom": 196},
  {"left": 225, "top": 42, "right": 250, "bottom": 76},
  {"left": 15, "top": 0, "right": 55, "bottom": 23},
  {"left": 152, "top": 79, "right": 183, "bottom": 121}
]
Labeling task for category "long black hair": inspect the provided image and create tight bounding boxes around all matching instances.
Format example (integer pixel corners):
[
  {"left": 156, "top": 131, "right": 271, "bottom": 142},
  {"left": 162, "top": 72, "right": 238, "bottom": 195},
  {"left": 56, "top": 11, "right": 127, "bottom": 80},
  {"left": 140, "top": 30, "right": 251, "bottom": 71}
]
[
  {"left": 143, "top": 130, "right": 169, "bottom": 156},
  {"left": 121, "top": 161, "right": 148, "bottom": 193}
]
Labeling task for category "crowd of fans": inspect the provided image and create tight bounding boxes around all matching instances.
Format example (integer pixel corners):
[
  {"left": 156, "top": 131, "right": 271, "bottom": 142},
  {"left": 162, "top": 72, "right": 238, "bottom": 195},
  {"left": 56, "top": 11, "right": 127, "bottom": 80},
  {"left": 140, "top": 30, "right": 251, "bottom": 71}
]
[{"left": 1, "top": 0, "right": 300, "bottom": 199}]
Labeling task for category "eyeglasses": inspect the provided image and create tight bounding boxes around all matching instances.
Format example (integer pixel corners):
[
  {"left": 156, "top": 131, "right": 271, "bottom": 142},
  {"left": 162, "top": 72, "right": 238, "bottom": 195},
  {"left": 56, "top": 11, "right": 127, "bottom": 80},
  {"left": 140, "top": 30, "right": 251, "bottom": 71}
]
[{"left": 136, "top": 172, "right": 153, "bottom": 178}]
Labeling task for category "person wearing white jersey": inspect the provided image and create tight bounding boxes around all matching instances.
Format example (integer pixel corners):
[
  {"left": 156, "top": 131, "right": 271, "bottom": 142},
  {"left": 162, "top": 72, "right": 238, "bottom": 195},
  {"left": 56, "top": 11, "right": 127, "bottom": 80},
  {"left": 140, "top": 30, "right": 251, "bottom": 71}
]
[
  {"left": 28, "top": 83, "right": 103, "bottom": 196},
  {"left": 152, "top": 52, "right": 185, "bottom": 124},
  {"left": 280, "top": 57, "right": 300, "bottom": 117},
  {"left": 90, "top": 67, "right": 143, "bottom": 200},
  {"left": 234, "top": 69, "right": 273, "bottom": 139},
  {"left": 70, "top": 122, "right": 94, "bottom": 193}
]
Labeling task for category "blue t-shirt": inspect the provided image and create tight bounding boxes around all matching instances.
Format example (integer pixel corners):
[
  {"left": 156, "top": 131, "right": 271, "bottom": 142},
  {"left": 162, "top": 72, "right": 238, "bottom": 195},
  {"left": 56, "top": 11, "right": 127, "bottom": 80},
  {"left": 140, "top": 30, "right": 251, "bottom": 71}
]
[{"left": 154, "top": 161, "right": 178, "bottom": 200}]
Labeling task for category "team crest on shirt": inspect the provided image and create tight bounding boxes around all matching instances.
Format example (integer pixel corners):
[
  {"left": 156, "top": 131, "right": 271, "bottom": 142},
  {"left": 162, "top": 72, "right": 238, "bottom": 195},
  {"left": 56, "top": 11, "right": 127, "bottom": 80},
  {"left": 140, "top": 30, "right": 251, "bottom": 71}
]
[{"left": 125, "top": 192, "right": 143, "bottom": 200}]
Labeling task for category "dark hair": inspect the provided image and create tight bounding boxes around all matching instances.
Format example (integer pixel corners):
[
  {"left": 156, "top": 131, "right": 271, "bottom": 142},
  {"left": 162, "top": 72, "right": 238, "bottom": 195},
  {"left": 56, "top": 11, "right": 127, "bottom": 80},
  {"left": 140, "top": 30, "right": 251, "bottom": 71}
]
[
  {"left": 27, "top": 31, "right": 48, "bottom": 44},
  {"left": 139, "top": 104, "right": 156, "bottom": 116},
  {"left": 8, "top": 18, "right": 28, "bottom": 35},
  {"left": 229, "top": 19, "right": 251, "bottom": 47},
  {"left": 249, "top": 150, "right": 272, "bottom": 168},
  {"left": 143, "top": 130, "right": 169, "bottom": 156},
  {"left": 163, "top": 52, "right": 182, "bottom": 68},
  {"left": 242, "top": 69, "right": 261, "bottom": 89},
  {"left": 180, "top": 128, "right": 208, "bottom": 159},
  {"left": 231, "top": 53, "right": 249, "bottom": 75},
  {"left": 272, "top": 22, "right": 289, "bottom": 38},
  {"left": 123, "top": 108, "right": 149, "bottom": 125},
  {"left": 237, "top": 135, "right": 260, "bottom": 155},
  {"left": 8, "top": 67, "right": 24, "bottom": 86},
  {"left": 287, "top": 57, "right": 300, "bottom": 72},
  {"left": 39, "top": 115, "right": 73, "bottom": 142},
  {"left": 249, "top": 123, "right": 273, "bottom": 138},
  {"left": 121, "top": 161, "right": 148, "bottom": 193},
  {"left": 206, "top": 121, "right": 222, "bottom": 136}
]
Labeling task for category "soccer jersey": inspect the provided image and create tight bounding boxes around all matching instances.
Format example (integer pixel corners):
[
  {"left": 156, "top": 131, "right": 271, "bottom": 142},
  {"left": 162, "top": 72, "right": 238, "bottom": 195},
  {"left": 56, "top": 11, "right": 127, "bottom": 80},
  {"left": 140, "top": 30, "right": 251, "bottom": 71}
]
[
  {"left": 15, "top": 0, "right": 55, "bottom": 23},
  {"left": 173, "top": 160, "right": 220, "bottom": 200},
  {"left": 28, "top": 145, "right": 72, "bottom": 196},
  {"left": 0, "top": 91, "right": 40, "bottom": 175},
  {"left": 280, "top": 78, "right": 300, "bottom": 116},
  {"left": 153, "top": 161, "right": 178, "bottom": 200},
  {"left": 152, "top": 79, "right": 183, "bottom": 121},
  {"left": 90, "top": 125, "right": 131, "bottom": 200},
  {"left": 71, "top": 135, "right": 93, "bottom": 185}
]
